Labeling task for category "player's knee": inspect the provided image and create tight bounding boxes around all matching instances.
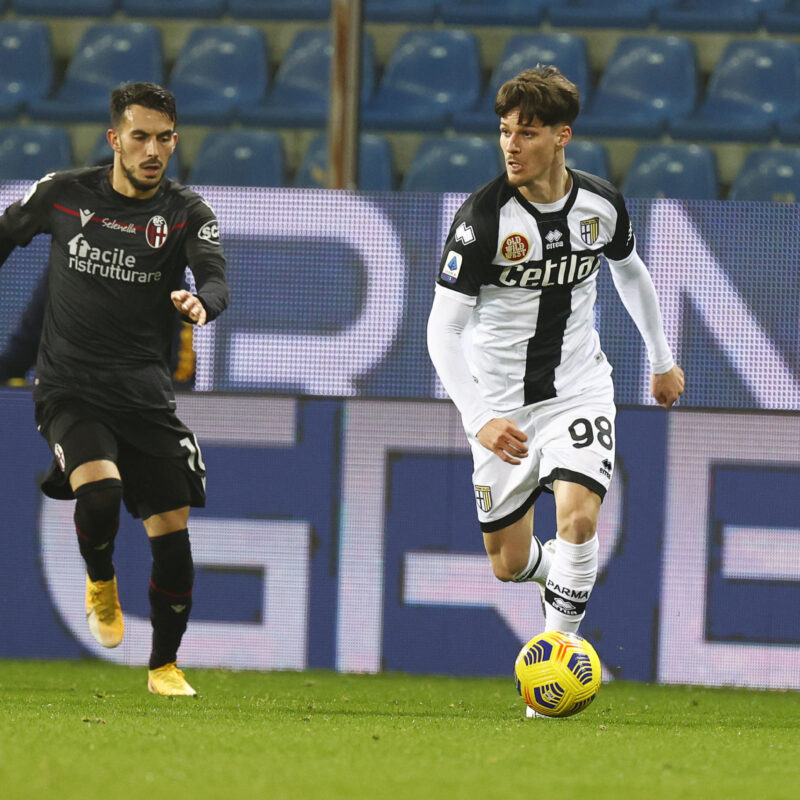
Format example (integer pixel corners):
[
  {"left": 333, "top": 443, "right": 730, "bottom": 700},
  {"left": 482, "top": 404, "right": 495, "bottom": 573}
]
[
  {"left": 558, "top": 509, "right": 596, "bottom": 542},
  {"left": 74, "top": 478, "right": 123, "bottom": 539},
  {"left": 489, "top": 554, "right": 519, "bottom": 582}
]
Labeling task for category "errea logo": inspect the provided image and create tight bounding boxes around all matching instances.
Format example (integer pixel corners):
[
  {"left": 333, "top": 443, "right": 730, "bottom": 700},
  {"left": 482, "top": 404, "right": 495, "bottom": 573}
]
[
  {"left": 545, "top": 229, "right": 564, "bottom": 250},
  {"left": 455, "top": 221, "right": 475, "bottom": 246}
]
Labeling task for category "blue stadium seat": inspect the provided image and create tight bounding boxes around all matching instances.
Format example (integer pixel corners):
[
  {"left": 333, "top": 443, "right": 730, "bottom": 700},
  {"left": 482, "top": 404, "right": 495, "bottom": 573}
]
[
  {"left": 227, "top": 0, "right": 330, "bottom": 19},
  {"left": 656, "top": 0, "right": 785, "bottom": 32},
  {"left": 294, "top": 133, "right": 394, "bottom": 190},
  {"left": 401, "top": 136, "right": 503, "bottom": 193},
  {"left": 548, "top": 0, "right": 674, "bottom": 29},
  {"left": 28, "top": 23, "right": 163, "bottom": 123},
  {"left": 12, "top": 0, "right": 116, "bottom": 14},
  {"left": 363, "top": 31, "right": 481, "bottom": 132},
  {"left": 365, "top": 0, "right": 438, "bottom": 22},
  {"left": 0, "top": 125, "right": 72, "bottom": 179},
  {"left": 122, "top": 0, "right": 226, "bottom": 17},
  {"left": 565, "top": 141, "right": 610, "bottom": 181},
  {"left": 765, "top": 0, "right": 800, "bottom": 33},
  {"left": 453, "top": 33, "right": 590, "bottom": 133},
  {"left": 169, "top": 26, "right": 268, "bottom": 125},
  {"left": 440, "top": 0, "right": 546, "bottom": 25},
  {"left": 187, "top": 131, "right": 285, "bottom": 187},
  {"left": 622, "top": 144, "right": 718, "bottom": 199},
  {"left": 86, "top": 129, "right": 181, "bottom": 180},
  {"left": 240, "top": 29, "right": 375, "bottom": 128},
  {"left": 0, "top": 21, "right": 53, "bottom": 120},
  {"left": 578, "top": 36, "right": 697, "bottom": 138},
  {"left": 670, "top": 40, "right": 800, "bottom": 142},
  {"left": 728, "top": 149, "right": 800, "bottom": 202}
]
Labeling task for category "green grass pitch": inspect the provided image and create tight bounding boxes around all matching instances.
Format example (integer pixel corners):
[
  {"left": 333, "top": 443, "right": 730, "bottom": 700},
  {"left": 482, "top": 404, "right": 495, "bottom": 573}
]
[{"left": 1, "top": 659, "right": 798, "bottom": 800}]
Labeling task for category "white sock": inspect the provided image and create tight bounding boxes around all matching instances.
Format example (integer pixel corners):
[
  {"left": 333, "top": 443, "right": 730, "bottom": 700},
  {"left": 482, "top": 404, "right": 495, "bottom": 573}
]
[
  {"left": 512, "top": 536, "right": 552, "bottom": 584},
  {"left": 544, "top": 533, "right": 599, "bottom": 633}
]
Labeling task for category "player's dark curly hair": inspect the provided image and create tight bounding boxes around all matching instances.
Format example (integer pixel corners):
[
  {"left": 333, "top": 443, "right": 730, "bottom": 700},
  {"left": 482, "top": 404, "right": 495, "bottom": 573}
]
[
  {"left": 495, "top": 65, "right": 580, "bottom": 127},
  {"left": 110, "top": 82, "right": 177, "bottom": 128}
]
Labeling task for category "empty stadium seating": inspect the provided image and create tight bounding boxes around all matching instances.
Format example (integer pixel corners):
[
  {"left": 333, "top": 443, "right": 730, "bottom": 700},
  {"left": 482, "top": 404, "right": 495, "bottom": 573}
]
[
  {"left": 227, "top": 0, "right": 330, "bottom": 20},
  {"left": 728, "top": 149, "right": 800, "bottom": 202},
  {"left": 365, "top": 0, "right": 438, "bottom": 23},
  {"left": 578, "top": 36, "right": 697, "bottom": 138},
  {"left": 0, "top": 2, "right": 798, "bottom": 196},
  {"left": 240, "top": 29, "right": 375, "bottom": 128},
  {"left": 187, "top": 130, "right": 285, "bottom": 186},
  {"left": 548, "top": 0, "right": 674, "bottom": 29},
  {"left": 0, "top": 125, "right": 72, "bottom": 179},
  {"left": 294, "top": 133, "right": 394, "bottom": 190},
  {"left": 621, "top": 144, "right": 718, "bottom": 199},
  {"left": 401, "top": 136, "right": 503, "bottom": 193},
  {"left": 0, "top": 20, "right": 52, "bottom": 120},
  {"left": 656, "top": 0, "right": 785, "bottom": 33},
  {"left": 362, "top": 30, "right": 481, "bottom": 132},
  {"left": 122, "top": 0, "right": 226, "bottom": 17},
  {"left": 566, "top": 140, "right": 610, "bottom": 181},
  {"left": 670, "top": 40, "right": 800, "bottom": 142},
  {"left": 439, "top": 0, "right": 547, "bottom": 26},
  {"left": 12, "top": 0, "right": 116, "bottom": 15},
  {"left": 28, "top": 23, "right": 163, "bottom": 122},
  {"left": 169, "top": 26, "right": 268, "bottom": 125}
]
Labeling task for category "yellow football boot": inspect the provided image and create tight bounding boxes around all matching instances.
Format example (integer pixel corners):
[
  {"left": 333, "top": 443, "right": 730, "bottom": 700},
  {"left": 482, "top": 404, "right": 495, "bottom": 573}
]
[
  {"left": 147, "top": 663, "right": 197, "bottom": 696},
  {"left": 85, "top": 575, "right": 124, "bottom": 648}
]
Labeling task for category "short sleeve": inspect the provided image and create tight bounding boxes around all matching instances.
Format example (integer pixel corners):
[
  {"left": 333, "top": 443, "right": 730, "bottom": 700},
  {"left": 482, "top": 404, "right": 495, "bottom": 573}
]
[{"left": 602, "top": 190, "right": 635, "bottom": 262}]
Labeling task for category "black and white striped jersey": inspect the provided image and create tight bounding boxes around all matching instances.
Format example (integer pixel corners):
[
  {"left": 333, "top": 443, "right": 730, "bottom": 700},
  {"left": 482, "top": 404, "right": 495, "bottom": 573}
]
[{"left": 435, "top": 169, "right": 635, "bottom": 412}]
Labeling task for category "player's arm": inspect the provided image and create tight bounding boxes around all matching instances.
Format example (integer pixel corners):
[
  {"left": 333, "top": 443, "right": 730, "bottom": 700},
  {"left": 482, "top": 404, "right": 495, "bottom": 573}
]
[
  {"left": 606, "top": 248, "right": 684, "bottom": 408},
  {"left": 0, "top": 173, "right": 56, "bottom": 270},
  {"left": 427, "top": 288, "right": 528, "bottom": 464},
  {"left": 176, "top": 200, "right": 229, "bottom": 326}
]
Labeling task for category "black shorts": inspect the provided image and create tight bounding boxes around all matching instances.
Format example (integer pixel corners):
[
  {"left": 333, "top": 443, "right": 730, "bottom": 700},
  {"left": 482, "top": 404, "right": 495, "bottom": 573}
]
[{"left": 35, "top": 395, "right": 206, "bottom": 520}]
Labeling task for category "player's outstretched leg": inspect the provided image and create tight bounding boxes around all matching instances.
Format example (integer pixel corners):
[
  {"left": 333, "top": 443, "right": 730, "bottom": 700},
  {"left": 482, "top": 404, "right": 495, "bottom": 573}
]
[
  {"left": 76, "top": 479, "right": 124, "bottom": 648},
  {"left": 147, "top": 528, "right": 196, "bottom": 696}
]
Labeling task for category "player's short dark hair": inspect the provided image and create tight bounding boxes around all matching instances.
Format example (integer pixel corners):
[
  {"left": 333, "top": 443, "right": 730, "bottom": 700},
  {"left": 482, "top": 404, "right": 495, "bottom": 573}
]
[
  {"left": 494, "top": 65, "right": 580, "bottom": 127},
  {"left": 110, "top": 82, "right": 177, "bottom": 128}
]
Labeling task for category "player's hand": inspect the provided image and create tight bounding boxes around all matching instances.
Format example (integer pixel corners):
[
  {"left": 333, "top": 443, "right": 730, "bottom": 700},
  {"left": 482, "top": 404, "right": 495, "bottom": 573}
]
[
  {"left": 171, "top": 290, "right": 207, "bottom": 326},
  {"left": 477, "top": 417, "right": 528, "bottom": 465},
  {"left": 651, "top": 365, "right": 685, "bottom": 409}
]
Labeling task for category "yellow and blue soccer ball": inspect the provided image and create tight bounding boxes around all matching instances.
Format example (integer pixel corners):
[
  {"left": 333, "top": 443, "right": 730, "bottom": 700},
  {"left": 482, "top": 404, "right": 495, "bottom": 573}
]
[{"left": 514, "top": 631, "right": 602, "bottom": 718}]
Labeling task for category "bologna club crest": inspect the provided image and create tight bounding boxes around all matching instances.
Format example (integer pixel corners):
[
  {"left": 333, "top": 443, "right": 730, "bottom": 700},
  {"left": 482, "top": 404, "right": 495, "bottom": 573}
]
[{"left": 146, "top": 215, "right": 169, "bottom": 248}]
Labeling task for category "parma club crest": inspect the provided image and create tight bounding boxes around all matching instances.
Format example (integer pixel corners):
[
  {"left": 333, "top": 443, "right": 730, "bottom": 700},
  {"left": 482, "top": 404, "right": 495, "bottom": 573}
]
[
  {"left": 474, "top": 484, "right": 493, "bottom": 512},
  {"left": 146, "top": 215, "right": 169, "bottom": 248},
  {"left": 580, "top": 217, "right": 599, "bottom": 246}
]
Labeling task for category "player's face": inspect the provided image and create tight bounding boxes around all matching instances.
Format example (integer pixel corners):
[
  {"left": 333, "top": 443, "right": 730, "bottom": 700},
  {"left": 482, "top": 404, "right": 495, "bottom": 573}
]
[
  {"left": 108, "top": 104, "right": 177, "bottom": 198},
  {"left": 500, "top": 110, "right": 570, "bottom": 193}
]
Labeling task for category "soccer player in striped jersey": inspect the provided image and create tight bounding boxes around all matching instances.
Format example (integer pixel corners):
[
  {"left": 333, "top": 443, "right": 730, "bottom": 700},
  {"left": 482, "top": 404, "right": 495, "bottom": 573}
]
[{"left": 427, "top": 66, "right": 684, "bottom": 672}]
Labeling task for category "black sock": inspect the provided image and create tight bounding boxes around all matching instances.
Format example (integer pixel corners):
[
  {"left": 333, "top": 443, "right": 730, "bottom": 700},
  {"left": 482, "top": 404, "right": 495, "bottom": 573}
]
[
  {"left": 148, "top": 528, "right": 194, "bottom": 670},
  {"left": 74, "top": 478, "right": 123, "bottom": 582}
]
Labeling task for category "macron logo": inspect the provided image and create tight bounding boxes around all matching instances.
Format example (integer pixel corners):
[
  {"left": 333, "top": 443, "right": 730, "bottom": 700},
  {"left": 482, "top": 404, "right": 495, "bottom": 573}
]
[{"left": 79, "top": 209, "right": 94, "bottom": 228}]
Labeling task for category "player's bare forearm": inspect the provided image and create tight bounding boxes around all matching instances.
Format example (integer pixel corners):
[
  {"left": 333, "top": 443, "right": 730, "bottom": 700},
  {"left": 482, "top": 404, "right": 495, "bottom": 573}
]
[
  {"left": 171, "top": 290, "right": 206, "bottom": 326},
  {"left": 650, "top": 365, "right": 685, "bottom": 409},
  {"left": 477, "top": 417, "right": 529, "bottom": 464}
]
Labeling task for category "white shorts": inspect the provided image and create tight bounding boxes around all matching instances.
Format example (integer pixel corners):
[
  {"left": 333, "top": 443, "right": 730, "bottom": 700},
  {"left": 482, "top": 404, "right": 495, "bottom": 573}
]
[{"left": 468, "top": 387, "right": 616, "bottom": 533}]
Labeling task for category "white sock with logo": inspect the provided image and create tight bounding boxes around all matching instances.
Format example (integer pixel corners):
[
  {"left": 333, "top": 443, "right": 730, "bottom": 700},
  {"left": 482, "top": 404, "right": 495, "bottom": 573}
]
[
  {"left": 544, "top": 533, "right": 599, "bottom": 633},
  {"left": 512, "top": 536, "right": 552, "bottom": 584}
]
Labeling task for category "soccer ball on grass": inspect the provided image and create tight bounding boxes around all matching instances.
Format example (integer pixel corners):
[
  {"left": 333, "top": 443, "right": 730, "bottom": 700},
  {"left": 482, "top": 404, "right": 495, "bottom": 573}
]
[{"left": 514, "top": 630, "right": 601, "bottom": 718}]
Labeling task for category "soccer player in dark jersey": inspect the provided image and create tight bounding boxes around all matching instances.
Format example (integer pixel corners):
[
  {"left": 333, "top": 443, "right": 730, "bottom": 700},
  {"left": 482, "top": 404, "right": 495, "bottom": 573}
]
[
  {"left": 0, "top": 82, "right": 229, "bottom": 695},
  {"left": 427, "top": 66, "right": 684, "bottom": 714}
]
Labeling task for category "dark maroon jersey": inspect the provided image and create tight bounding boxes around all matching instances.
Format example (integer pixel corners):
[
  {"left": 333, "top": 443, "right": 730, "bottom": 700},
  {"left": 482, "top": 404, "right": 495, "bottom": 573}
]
[{"left": 0, "top": 167, "right": 228, "bottom": 410}]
